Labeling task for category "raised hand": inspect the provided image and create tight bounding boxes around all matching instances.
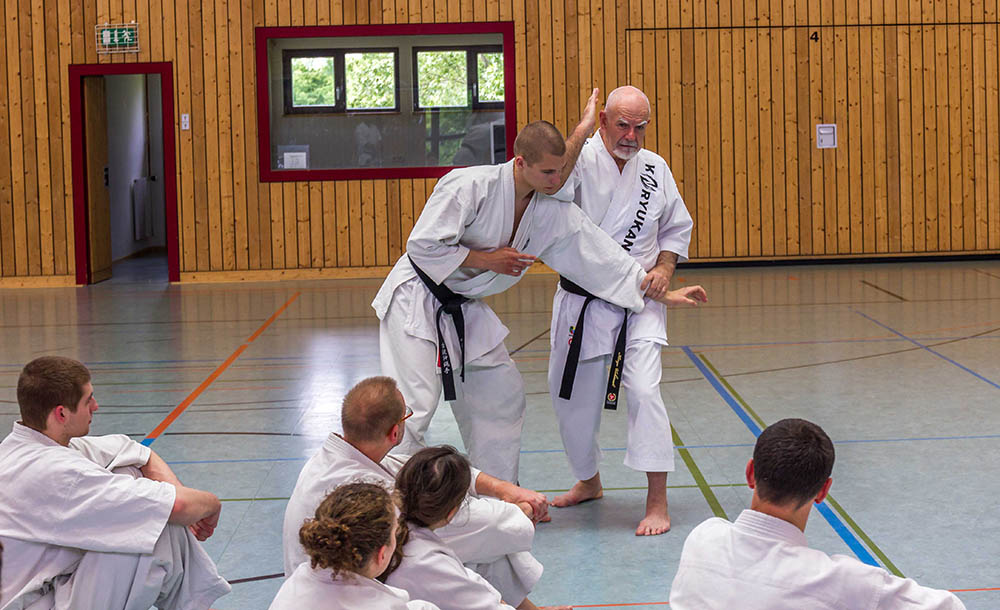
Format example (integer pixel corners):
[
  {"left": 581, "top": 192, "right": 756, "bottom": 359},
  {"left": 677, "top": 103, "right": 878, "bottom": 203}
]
[{"left": 660, "top": 285, "right": 708, "bottom": 307}]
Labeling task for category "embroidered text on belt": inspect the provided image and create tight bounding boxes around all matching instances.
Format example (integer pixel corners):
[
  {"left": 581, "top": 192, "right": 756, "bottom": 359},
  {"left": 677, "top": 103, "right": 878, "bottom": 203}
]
[
  {"left": 557, "top": 276, "right": 627, "bottom": 410},
  {"left": 409, "top": 256, "right": 469, "bottom": 401}
]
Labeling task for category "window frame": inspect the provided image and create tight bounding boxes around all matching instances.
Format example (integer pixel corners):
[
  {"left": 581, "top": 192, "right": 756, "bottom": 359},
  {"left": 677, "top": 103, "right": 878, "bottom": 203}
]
[
  {"left": 256, "top": 23, "right": 517, "bottom": 182},
  {"left": 282, "top": 47, "right": 401, "bottom": 115},
  {"left": 411, "top": 44, "right": 504, "bottom": 111}
]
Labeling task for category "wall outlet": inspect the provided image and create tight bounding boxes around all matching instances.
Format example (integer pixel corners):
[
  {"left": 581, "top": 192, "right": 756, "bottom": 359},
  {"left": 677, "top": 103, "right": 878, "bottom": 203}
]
[{"left": 816, "top": 124, "right": 837, "bottom": 149}]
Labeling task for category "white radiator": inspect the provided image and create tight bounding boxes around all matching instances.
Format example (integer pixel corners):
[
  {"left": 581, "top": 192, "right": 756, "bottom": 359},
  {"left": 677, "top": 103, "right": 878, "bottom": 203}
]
[{"left": 131, "top": 177, "right": 153, "bottom": 240}]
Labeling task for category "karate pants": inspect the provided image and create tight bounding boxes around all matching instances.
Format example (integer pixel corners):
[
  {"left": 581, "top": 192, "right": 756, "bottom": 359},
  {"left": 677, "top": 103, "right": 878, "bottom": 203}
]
[
  {"left": 549, "top": 339, "right": 675, "bottom": 480},
  {"left": 23, "top": 468, "right": 230, "bottom": 610},
  {"left": 439, "top": 496, "right": 542, "bottom": 606},
  {"left": 380, "top": 298, "right": 526, "bottom": 483}
]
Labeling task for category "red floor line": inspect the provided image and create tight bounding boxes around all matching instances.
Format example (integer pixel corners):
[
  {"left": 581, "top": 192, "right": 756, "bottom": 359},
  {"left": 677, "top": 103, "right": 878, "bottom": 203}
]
[{"left": 142, "top": 293, "right": 300, "bottom": 443}]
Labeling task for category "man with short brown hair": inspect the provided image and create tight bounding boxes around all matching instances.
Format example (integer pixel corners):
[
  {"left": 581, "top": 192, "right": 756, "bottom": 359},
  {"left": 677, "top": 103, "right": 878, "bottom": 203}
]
[{"left": 0, "top": 356, "right": 230, "bottom": 610}]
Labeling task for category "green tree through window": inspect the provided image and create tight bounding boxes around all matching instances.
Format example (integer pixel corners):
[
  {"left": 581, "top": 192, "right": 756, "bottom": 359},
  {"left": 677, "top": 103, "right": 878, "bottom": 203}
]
[{"left": 291, "top": 57, "right": 336, "bottom": 107}]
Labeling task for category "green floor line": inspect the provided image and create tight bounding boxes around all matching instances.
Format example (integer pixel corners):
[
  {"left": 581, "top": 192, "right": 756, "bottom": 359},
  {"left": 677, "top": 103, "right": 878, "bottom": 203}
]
[
  {"left": 698, "top": 352, "right": 903, "bottom": 578},
  {"left": 672, "top": 426, "right": 728, "bottom": 519}
]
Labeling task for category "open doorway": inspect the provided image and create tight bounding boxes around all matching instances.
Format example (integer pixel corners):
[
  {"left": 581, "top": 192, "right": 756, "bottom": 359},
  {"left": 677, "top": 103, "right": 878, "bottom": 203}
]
[{"left": 70, "top": 63, "right": 179, "bottom": 284}]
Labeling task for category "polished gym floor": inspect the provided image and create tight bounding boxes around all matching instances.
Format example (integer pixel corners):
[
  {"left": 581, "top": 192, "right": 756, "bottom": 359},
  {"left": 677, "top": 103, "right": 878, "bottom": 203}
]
[{"left": 2, "top": 255, "right": 998, "bottom": 609}]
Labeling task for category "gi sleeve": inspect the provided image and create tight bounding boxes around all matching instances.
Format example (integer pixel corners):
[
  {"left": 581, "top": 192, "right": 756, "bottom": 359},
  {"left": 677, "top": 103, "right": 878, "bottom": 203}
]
[
  {"left": 69, "top": 434, "right": 151, "bottom": 470},
  {"left": 406, "top": 179, "right": 476, "bottom": 285},
  {"left": 657, "top": 172, "right": 693, "bottom": 262},
  {"left": 537, "top": 201, "right": 647, "bottom": 313},
  {"left": 389, "top": 546, "right": 515, "bottom": 610}
]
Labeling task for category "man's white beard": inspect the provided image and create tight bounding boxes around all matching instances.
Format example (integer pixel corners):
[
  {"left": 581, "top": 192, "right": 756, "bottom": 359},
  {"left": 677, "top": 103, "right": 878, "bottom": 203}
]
[{"left": 612, "top": 144, "right": 639, "bottom": 161}]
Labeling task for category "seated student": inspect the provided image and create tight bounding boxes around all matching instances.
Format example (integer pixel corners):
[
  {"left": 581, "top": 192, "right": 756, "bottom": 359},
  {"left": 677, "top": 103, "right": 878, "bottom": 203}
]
[
  {"left": 669, "top": 418, "right": 966, "bottom": 609},
  {"left": 384, "top": 446, "right": 571, "bottom": 610},
  {"left": 270, "top": 482, "right": 438, "bottom": 610},
  {"left": 283, "top": 376, "right": 546, "bottom": 605},
  {"left": 0, "top": 356, "right": 231, "bottom": 610}
]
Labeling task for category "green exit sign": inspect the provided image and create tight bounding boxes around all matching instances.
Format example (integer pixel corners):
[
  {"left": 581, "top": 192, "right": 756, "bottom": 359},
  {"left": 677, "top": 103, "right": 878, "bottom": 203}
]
[{"left": 96, "top": 23, "right": 139, "bottom": 54}]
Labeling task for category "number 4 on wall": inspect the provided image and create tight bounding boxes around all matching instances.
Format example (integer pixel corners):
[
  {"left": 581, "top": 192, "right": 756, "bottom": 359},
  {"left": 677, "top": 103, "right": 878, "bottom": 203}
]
[{"left": 810, "top": 31, "right": 819, "bottom": 42}]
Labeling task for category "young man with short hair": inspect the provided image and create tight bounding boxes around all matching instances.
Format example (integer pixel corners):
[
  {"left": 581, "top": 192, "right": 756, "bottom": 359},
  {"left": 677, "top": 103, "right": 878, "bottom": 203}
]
[
  {"left": 0, "top": 356, "right": 230, "bottom": 610},
  {"left": 669, "top": 418, "right": 965, "bottom": 609}
]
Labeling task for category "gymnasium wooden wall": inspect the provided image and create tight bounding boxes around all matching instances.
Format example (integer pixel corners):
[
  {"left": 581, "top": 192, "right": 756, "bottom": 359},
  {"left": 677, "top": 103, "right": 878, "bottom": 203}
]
[{"left": 0, "top": 1, "right": 998, "bottom": 285}]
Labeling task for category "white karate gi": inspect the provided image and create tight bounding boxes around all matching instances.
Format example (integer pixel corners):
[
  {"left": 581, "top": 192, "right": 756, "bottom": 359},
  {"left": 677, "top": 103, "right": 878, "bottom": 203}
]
[
  {"left": 373, "top": 160, "right": 652, "bottom": 482},
  {"left": 0, "top": 423, "right": 231, "bottom": 610},
  {"left": 548, "top": 137, "right": 693, "bottom": 480},
  {"left": 386, "top": 526, "right": 518, "bottom": 610},
  {"left": 269, "top": 564, "right": 439, "bottom": 610},
  {"left": 282, "top": 433, "right": 542, "bottom": 604},
  {"left": 669, "top": 510, "right": 966, "bottom": 609}
]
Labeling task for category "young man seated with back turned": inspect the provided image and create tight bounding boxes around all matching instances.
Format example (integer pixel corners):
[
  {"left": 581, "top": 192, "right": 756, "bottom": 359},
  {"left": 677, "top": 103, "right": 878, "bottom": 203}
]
[
  {"left": 669, "top": 418, "right": 965, "bottom": 609},
  {"left": 0, "top": 356, "right": 231, "bottom": 610}
]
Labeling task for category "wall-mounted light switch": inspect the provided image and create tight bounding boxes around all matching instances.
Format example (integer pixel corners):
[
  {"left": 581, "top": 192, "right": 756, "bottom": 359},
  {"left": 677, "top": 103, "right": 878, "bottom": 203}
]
[
  {"left": 181, "top": 113, "right": 191, "bottom": 131},
  {"left": 816, "top": 124, "right": 837, "bottom": 149}
]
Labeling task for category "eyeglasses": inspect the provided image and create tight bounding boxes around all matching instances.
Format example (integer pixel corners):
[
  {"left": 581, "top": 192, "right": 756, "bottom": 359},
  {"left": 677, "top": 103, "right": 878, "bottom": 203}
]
[{"left": 397, "top": 407, "right": 414, "bottom": 427}]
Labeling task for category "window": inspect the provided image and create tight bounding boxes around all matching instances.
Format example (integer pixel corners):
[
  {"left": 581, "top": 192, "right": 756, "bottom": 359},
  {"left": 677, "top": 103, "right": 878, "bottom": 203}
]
[
  {"left": 412, "top": 46, "right": 505, "bottom": 111},
  {"left": 283, "top": 48, "right": 399, "bottom": 114},
  {"left": 256, "top": 23, "right": 516, "bottom": 181}
]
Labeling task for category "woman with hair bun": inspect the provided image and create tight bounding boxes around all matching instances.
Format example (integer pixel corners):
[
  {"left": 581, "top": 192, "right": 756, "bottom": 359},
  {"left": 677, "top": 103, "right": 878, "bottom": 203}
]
[
  {"left": 385, "top": 446, "right": 570, "bottom": 610},
  {"left": 269, "top": 482, "right": 438, "bottom": 610}
]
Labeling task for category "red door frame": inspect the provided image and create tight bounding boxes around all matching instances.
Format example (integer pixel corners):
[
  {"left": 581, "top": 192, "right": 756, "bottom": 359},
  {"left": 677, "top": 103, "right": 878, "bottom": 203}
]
[{"left": 69, "top": 62, "right": 180, "bottom": 283}]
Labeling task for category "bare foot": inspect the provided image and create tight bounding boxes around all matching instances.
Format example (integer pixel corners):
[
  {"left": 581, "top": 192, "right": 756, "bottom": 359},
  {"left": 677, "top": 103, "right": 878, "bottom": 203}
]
[
  {"left": 551, "top": 474, "right": 603, "bottom": 508},
  {"left": 636, "top": 471, "right": 670, "bottom": 536},
  {"left": 635, "top": 509, "right": 671, "bottom": 536}
]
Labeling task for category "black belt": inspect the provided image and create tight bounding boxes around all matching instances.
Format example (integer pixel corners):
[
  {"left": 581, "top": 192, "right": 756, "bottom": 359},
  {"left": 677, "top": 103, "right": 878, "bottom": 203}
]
[
  {"left": 558, "top": 277, "right": 627, "bottom": 410},
  {"left": 409, "top": 256, "right": 469, "bottom": 401}
]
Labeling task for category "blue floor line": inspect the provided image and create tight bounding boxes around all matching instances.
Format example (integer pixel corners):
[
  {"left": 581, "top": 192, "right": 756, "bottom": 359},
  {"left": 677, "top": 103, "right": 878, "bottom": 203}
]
[
  {"left": 681, "top": 345, "right": 881, "bottom": 568},
  {"left": 853, "top": 310, "right": 1000, "bottom": 391}
]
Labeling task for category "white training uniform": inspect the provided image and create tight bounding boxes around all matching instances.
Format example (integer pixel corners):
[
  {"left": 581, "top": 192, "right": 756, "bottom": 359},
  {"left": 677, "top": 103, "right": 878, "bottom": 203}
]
[
  {"left": 282, "top": 432, "right": 542, "bottom": 605},
  {"left": 373, "top": 160, "right": 653, "bottom": 482},
  {"left": 548, "top": 136, "right": 693, "bottom": 480},
  {"left": 386, "top": 526, "right": 517, "bottom": 610},
  {"left": 269, "top": 564, "right": 440, "bottom": 610},
  {"left": 669, "top": 510, "right": 967, "bottom": 609},
  {"left": 0, "top": 423, "right": 231, "bottom": 610}
]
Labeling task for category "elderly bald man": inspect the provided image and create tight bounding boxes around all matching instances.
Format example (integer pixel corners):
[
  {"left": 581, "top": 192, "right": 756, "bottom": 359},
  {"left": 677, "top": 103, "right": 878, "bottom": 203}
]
[{"left": 547, "top": 85, "right": 704, "bottom": 536}]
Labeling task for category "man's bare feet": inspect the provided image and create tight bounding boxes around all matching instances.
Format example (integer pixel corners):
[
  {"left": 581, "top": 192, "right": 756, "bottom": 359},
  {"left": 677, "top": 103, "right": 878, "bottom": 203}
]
[
  {"left": 551, "top": 473, "right": 603, "bottom": 507},
  {"left": 636, "top": 471, "right": 670, "bottom": 536}
]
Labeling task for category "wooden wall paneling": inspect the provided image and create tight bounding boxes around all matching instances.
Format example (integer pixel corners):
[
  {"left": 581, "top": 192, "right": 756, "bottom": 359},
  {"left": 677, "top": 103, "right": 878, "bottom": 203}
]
[
  {"left": 304, "top": 0, "right": 316, "bottom": 24},
  {"left": 758, "top": 25, "right": 775, "bottom": 256},
  {"left": 794, "top": 25, "right": 811, "bottom": 255},
  {"left": 147, "top": 0, "right": 161, "bottom": 62},
  {"left": 911, "top": 6, "right": 928, "bottom": 252},
  {"left": 895, "top": 19, "right": 911, "bottom": 252},
  {"left": 808, "top": 2, "right": 824, "bottom": 254},
  {"left": 564, "top": 0, "right": 578, "bottom": 121},
  {"left": 295, "top": 182, "right": 310, "bottom": 267},
  {"left": 20, "top": 0, "right": 41, "bottom": 275},
  {"left": 63, "top": 0, "right": 79, "bottom": 274},
  {"left": 321, "top": 181, "right": 335, "bottom": 267},
  {"left": 445, "top": 0, "right": 458, "bottom": 23},
  {"left": 614, "top": 0, "right": 627, "bottom": 90},
  {"left": 524, "top": 0, "right": 539, "bottom": 122},
  {"left": 242, "top": 0, "right": 263, "bottom": 269},
  {"left": 499, "top": 0, "right": 512, "bottom": 22},
  {"left": 317, "top": 0, "right": 330, "bottom": 23},
  {"left": 538, "top": 0, "right": 553, "bottom": 121},
  {"left": 44, "top": 0, "right": 66, "bottom": 274},
  {"left": 282, "top": 181, "right": 296, "bottom": 267},
  {"left": 177, "top": 0, "right": 194, "bottom": 271},
  {"left": 347, "top": 180, "right": 362, "bottom": 265},
  {"left": 373, "top": 180, "right": 388, "bottom": 266},
  {"left": 215, "top": 0, "right": 236, "bottom": 270},
  {"left": 408, "top": 0, "right": 419, "bottom": 24},
  {"left": 667, "top": 28, "right": 685, "bottom": 244},
  {"left": 771, "top": 5, "right": 788, "bottom": 256},
  {"left": 7, "top": 0, "right": 26, "bottom": 276},
  {"left": 941, "top": 19, "right": 957, "bottom": 250},
  {"left": 136, "top": 0, "right": 149, "bottom": 63},
  {"left": 707, "top": 24, "right": 722, "bottom": 257},
  {"left": 782, "top": 10, "right": 799, "bottom": 255},
  {"left": 820, "top": 21, "right": 837, "bottom": 254},
  {"left": 961, "top": 24, "right": 976, "bottom": 251},
  {"left": 290, "top": 0, "right": 304, "bottom": 24},
  {"left": 974, "top": 24, "right": 988, "bottom": 249},
  {"left": 228, "top": 0, "right": 250, "bottom": 270},
  {"left": 96, "top": 0, "right": 109, "bottom": 61},
  {"left": 0, "top": 0, "right": 12, "bottom": 277},
  {"left": 359, "top": 180, "right": 375, "bottom": 266},
  {"left": 513, "top": 0, "right": 526, "bottom": 126},
  {"left": 586, "top": 0, "right": 603, "bottom": 112},
  {"left": 717, "top": 3, "right": 733, "bottom": 257},
  {"left": 202, "top": 0, "right": 223, "bottom": 270},
  {"left": 744, "top": 0, "right": 761, "bottom": 257},
  {"left": 846, "top": 22, "right": 863, "bottom": 253},
  {"left": 458, "top": 0, "right": 471, "bottom": 22},
  {"left": 84, "top": 0, "right": 96, "bottom": 63},
  {"left": 731, "top": 17, "right": 748, "bottom": 257},
  {"left": 399, "top": 179, "right": 413, "bottom": 253},
  {"left": 833, "top": 8, "right": 850, "bottom": 255},
  {"left": 574, "top": 0, "right": 589, "bottom": 122},
  {"left": 253, "top": 2, "right": 272, "bottom": 270},
  {"left": 335, "top": 180, "right": 349, "bottom": 266},
  {"left": 266, "top": 1, "right": 284, "bottom": 268},
  {"left": 987, "top": 24, "right": 1000, "bottom": 250},
  {"left": 692, "top": 27, "right": 708, "bottom": 258},
  {"left": 473, "top": 0, "right": 485, "bottom": 21},
  {"left": 188, "top": 0, "right": 211, "bottom": 269},
  {"left": 386, "top": 179, "right": 400, "bottom": 262},
  {"left": 923, "top": 20, "right": 940, "bottom": 251},
  {"left": 433, "top": 0, "right": 445, "bottom": 23},
  {"left": 872, "top": 24, "right": 889, "bottom": 253},
  {"left": 552, "top": 0, "right": 566, "bottom": 132},
  {"left": 309, "top": 181, "right": 323, "bottom": 266}
]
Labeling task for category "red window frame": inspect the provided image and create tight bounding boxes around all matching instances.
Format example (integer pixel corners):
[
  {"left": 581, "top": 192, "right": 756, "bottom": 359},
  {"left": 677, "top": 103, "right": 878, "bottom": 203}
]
[{"left": 255, "top": 22, "right": 517, "bottom": 182}]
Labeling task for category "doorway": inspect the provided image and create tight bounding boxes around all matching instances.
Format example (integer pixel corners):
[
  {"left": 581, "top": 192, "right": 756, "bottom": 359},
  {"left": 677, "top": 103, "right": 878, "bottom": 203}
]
[{"left": 70, "top": 63, "right": 179, "bottom": 284}]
